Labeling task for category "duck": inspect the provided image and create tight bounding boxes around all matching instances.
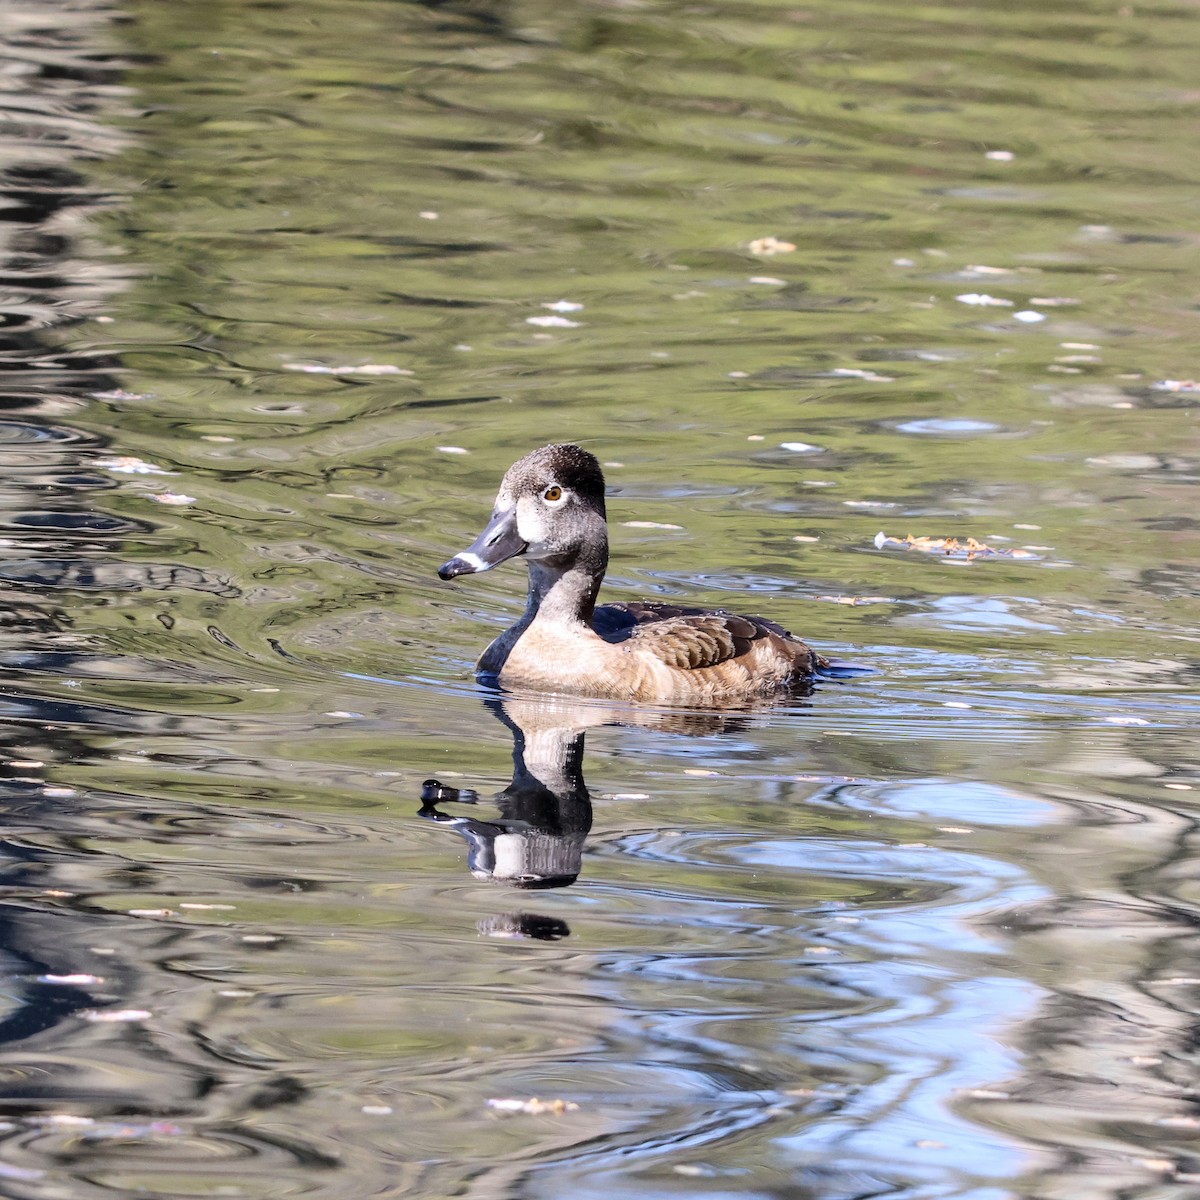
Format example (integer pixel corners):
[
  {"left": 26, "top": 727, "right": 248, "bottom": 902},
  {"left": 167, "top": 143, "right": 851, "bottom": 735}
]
[{"left": 437, "top": 443, "right": 827, "bottom": 704}]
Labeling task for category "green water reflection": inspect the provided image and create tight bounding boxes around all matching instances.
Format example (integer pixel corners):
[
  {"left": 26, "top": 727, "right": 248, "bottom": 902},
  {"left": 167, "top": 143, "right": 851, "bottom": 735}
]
[{"left": 1, "top": 0, "right": 1197, "bottom": 1196}]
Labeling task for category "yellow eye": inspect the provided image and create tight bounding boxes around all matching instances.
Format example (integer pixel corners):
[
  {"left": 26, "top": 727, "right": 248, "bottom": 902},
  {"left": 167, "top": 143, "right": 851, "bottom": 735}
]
[{"left": 543, "top": 485, "right": 562, "bottom": 502}]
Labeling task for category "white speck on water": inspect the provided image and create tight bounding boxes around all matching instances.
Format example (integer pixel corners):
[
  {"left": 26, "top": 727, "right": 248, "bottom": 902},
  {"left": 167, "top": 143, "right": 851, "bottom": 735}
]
[
  {"left": 98, "top": 456, "right": 175, "bottom": 476},
  {"left": 436, "top": 446, "right": 468, "bottom": 454},
  {"left": 149, "top": 492, "right": 196, "bottom": 505},
  {"left": 621, "top": 521, "right": 683, "bottom": 531},
  {"left": 418, "top": 210, "right": 438, "bottom": 219},
  {"left": 283, "top": 362, "right": 413, "bottom": 375},
  {"left": 80, "top": 1009, "right": 151, "bottom": 1023},
  {"left": 728, "top": 371, "right": 749, "bottom": 378},
  {"left": 1013, "top": 310, "right": 1045, "bottom": 323},
  {"left": 955, "top": 293, "right": 1013, "bottom": 307},
  {"left": 780, "top": 442, "right": 823, "bottom": 453},
  {"left": 542, "top": 299, "right": 583, "bottom": 312},
  {"left": 526, "top": 315, "right": 580, "bottom": 327},
  {"left": 749, "top": 276, "right": 786, "bottom": 285},
  {"left": 985, "top": 149, "right": 1015, "bottom": 161},
  {"left": 829, "top": 367, "right": 895, "bottom": 382}
]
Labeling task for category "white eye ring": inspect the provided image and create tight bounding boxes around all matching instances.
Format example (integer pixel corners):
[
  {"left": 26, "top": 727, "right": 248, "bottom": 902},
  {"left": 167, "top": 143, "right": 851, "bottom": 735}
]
[{"left": 542, "top": 485, "right": 567, "bottom": 506}]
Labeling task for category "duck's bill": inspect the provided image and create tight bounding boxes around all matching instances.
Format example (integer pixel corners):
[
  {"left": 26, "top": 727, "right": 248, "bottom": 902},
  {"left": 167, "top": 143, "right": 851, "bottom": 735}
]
[{"left": 438, "top": 509, "right": 528, "bottom": 579}]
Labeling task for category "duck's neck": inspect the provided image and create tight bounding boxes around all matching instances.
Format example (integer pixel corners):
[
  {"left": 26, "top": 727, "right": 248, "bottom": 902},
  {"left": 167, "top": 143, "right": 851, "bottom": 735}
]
[{"left": 524, "top": 538, "right": 607, "bottom": 627}]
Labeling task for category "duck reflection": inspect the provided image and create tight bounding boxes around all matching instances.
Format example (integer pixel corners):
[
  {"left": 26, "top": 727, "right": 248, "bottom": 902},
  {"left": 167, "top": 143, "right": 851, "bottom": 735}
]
[
  {"left": 419, "top": 695, "right": 746, "bottom": 900},
  {"left": 419, "top": 697, "right": 595, "bottom": 891}
]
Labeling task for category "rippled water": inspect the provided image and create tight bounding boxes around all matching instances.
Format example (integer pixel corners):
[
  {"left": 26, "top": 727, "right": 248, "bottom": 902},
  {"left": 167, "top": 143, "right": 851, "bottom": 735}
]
[{"left": 1, "top": 0, "right": 1199, "bottom": 1195}]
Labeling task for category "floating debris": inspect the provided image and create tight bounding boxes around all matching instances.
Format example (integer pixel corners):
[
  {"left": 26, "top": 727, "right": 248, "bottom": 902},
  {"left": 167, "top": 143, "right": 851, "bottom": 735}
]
[
  {"left": 436, "top": 446, "right": 468, "bottom": 455},
  {"left": 828, "top": 367, "right": 895, "bottom": 383},
  {"left": 985, "top": 149, "right": 1015, "bottom": 161},
  {"left": 1152, "top": 379, "right": 1200, "bottom": 393},
  {"left": 748, "top": 236, "right": 796, "bottom": 255},
  {"left": 780, "top": 441, "right": 822, "bottom": 453},
  {"left": 418, "top": 211, "right": 438, "bottom": 220},
  {"left": 283, "top": 363, "right": 414, "bottom": 376},
  {"left": 98, "top": 456, "right": 175, "bottom": 476},
  {"left": 873, "top": 532, "right": 1042, "bottom": 561},
  {"left": 1012, "top": 310, "right": 1045, "bottom": 323},
  {"left": 749, "top": 275, "right": 786, "bottom": 285},
  {"left": 486, "top": 1097, "right": 579, "bottom": 1115},
  {"left": 149, "top": 491, "right": 195, "bottom": 506},
  {"left": 541, "top": 299, "right": 583, "bottom": 312},
  {"left": 526, "top": 315, "right": 580, "bottom": 328},
  {"left": 955, "top": 293, "right": 1013, "bottom": 307},
  {"left": 621, "top": 520, "right": 683, "bottom": 530}
]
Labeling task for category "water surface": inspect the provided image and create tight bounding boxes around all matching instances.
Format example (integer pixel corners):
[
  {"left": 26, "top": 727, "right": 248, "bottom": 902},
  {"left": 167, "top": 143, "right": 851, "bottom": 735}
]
[{"left": 1, "top": 0, "right": 1199, "bottom": 1196}]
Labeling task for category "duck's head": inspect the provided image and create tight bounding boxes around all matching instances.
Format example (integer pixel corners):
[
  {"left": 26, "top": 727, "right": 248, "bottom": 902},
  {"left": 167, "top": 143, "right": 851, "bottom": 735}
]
[{"left": 438, "top": 444, "right": 608, "bottom": 580}]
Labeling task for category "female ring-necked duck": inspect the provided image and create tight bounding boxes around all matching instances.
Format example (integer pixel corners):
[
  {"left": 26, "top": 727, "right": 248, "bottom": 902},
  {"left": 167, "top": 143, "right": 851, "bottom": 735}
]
[{"left": 438, "top": 444, "right": 826, "bottom": 703}]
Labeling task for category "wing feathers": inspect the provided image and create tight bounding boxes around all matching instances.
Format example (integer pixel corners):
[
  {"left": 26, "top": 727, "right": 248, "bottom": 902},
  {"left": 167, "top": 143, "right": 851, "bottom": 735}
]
[{"left": 592, "top": 601, "right": 817, "bottom": 677}]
